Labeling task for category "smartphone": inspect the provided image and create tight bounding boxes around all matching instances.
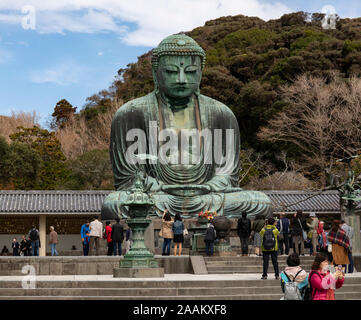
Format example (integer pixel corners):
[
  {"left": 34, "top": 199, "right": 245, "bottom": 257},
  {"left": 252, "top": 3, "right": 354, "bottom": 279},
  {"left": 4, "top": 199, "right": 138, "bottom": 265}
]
[
  {"left": 328, "top": 265, "right": 335, "bottom": 274},
  {"left": 337, "top": 265, "right": 345, "bottom": 273}
]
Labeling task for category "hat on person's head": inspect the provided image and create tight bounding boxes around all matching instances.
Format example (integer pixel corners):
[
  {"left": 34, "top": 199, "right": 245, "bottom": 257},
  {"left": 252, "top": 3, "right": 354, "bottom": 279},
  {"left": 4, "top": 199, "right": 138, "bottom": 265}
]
[{"left": 309, "top": 212, "right": 316, "bottom": 217}]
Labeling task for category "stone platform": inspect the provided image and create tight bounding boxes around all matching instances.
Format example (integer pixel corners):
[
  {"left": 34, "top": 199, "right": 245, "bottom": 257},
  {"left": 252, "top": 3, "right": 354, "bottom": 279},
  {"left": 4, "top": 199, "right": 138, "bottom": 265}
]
[{"left": 0, "top": 256, "right": 192, "bottom": 276}]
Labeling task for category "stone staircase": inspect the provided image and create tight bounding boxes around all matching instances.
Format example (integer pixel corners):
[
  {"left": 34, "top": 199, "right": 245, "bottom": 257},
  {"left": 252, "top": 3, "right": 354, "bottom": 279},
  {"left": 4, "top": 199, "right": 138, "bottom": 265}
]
[
  {"left": 0, "top": 276, "right": 360, "bottom": 300},
  {"left": 204, "top": 255, "right": 315, "bottom": 274}
]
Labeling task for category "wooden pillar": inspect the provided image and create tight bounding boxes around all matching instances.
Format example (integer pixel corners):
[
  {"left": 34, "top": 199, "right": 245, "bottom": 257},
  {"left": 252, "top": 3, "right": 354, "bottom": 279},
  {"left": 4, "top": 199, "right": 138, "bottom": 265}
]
[{"left": 39, "top": 215, "right": 46, "bottom": 256}]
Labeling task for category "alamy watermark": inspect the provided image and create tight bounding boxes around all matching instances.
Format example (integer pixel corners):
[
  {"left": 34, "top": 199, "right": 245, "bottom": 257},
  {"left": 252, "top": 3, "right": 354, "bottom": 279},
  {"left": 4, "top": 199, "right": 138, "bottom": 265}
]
[
  {"left": 21, "top": 5, "right": 36, "bottom": 30},
  {"left": 124, "top": 121, "right": 236, "bottom": 175},
  {"left": 321, "top": 5, "right": 337, "bottom": 30},
  {"left": 21, "top": 264, "right": 36, "bottom": 289}
]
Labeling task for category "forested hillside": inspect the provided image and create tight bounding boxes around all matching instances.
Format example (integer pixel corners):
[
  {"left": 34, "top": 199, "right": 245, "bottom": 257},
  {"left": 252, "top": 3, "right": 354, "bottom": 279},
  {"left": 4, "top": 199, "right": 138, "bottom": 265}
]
[{"left": 1, "top": 11, "right": 361, "bottom": 190}]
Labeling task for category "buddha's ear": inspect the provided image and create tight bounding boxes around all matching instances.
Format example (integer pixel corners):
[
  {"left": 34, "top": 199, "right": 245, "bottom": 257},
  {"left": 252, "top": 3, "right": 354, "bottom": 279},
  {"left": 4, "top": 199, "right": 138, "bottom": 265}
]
[{"left": 152, "top": 68, "right": 159, "bottom": 94}]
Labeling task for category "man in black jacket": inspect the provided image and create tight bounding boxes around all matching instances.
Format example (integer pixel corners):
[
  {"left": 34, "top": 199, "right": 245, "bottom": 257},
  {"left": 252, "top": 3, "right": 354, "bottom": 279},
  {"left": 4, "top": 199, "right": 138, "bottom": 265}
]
[
  {"left": 237, "top": 212, "right": 252, "bottom": 256},
  {"left": 111, "top": 218, "right": 124, "bottom": 256}
]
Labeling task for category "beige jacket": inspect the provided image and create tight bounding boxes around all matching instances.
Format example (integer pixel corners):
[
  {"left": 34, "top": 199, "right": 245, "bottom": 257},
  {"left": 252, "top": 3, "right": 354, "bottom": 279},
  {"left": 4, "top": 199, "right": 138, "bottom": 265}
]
[
  {"left": 89, "top": 219, "right": 103, "bottom": 238},
  {"left": 49, "top": 231, "right": 58, "bottom": 244},
  {"left": 161, "top": 219, "right": 174, "bottom": 239}
]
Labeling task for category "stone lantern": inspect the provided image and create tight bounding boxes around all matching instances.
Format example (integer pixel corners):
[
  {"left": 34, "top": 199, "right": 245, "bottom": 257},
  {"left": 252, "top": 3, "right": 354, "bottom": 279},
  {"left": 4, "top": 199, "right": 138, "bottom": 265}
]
[{"left": 113, "top": 169, "right": 164, "bottom": 277}]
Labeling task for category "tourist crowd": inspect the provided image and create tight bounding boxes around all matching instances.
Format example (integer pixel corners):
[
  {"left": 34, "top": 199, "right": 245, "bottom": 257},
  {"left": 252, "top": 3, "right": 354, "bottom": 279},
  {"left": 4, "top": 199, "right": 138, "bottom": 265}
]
[
  {"left": 237, "top": 211, "right": 353, "bottom": 301},
  {"left": 80, "top": 216, "right": 133, "bottom": 256}
]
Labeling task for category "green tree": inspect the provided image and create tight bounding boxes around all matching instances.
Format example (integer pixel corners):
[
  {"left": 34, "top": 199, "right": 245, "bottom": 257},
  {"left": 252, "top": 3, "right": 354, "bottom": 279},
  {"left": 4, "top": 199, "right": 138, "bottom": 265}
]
[
  {"left": 0, "top": 136, "right": 41, "bottom": 189},
  {"left": 51, "top": 99, "right": 76, "bottom": 129},
  {"left": 9, "top": 126, "right": 70, "bottom": 189},
  {"left": 65, "top": 149, "right": 113, "bottom": 189}
]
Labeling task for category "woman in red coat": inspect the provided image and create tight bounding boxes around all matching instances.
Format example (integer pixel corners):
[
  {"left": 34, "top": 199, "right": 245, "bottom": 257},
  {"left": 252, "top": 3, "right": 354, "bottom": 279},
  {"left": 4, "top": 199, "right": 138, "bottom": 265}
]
[
  {"left": 105, "top": 221, "right": 113, "bottom": 256},
  {"left": 309, "top": 252, "right": 344, "bottom": 300}
]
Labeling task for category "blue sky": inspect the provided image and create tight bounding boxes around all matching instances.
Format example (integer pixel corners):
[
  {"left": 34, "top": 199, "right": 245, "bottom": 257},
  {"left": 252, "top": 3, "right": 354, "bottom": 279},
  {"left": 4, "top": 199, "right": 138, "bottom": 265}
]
[{"left": 0, "top": 0, "right": 360, "bottom": 128}]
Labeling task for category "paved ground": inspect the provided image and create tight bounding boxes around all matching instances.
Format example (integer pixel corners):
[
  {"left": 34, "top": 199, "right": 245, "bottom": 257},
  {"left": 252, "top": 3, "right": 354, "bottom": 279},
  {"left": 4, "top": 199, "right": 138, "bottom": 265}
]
[{"left": 1, "top": 272, "right": 360, "bottom": 282}]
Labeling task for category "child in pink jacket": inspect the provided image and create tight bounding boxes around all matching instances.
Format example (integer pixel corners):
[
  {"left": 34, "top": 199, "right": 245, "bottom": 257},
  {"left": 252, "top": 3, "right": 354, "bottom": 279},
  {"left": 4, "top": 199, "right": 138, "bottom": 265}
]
[{"left": 309, "top": 253, "right": 344, "bottom": 300}]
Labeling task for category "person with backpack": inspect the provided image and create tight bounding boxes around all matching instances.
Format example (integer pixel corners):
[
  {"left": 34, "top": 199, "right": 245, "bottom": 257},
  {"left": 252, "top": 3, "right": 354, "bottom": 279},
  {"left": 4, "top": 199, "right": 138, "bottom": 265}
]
[
  {"left": 308, "top": 252, "right": 344, "bottom": 300},
  {"left": 111, "top": 218, "right": 124, "bottom": 256},
  {"left": 252, "top": 214, "right": 266, "bottom": 257},
  {"left": 204, "top": 219, "right": 216, "bottom": 256},
  {"left": 237, "top": 212, "right": 251, "bottom": 256},
  {"left": 172, "top": 213, "right": 184, "bottom": 256},
  {"left": 259, "top": 217, "right": 280, "bottom": 280},
  {"left": 280, "top": 253, "right": 308, "bottom": 300},
  {"left": 28, "top": 225, "right": 40, "bottom": 256},
  {"left": 277, "top": 213, "right": 290, "bottom": 256},
  {"left": 307, "top": 213, "right": 319, "bottom": 256}
]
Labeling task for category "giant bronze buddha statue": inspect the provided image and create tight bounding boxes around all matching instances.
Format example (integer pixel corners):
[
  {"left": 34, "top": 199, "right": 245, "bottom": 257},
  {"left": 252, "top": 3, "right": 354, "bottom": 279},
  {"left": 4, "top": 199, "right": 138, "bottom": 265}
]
[{"left": 101, "top": 34, "right": 272, "bottom": 220}]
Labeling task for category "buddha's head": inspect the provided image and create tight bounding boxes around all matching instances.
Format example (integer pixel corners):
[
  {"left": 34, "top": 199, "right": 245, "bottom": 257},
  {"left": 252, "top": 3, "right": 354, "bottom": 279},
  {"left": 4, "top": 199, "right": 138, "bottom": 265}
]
[{"left": 152, "top": 34, "right": 206, "bottom": 100}]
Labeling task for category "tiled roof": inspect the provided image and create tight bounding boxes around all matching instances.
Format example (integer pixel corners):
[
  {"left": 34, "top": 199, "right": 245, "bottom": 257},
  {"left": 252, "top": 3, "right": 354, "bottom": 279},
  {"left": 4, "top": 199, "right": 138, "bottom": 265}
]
[
  {"left": 264, "top": 190, "right": 346, "bottom": 213},
  {"left": 0, "top": 190, "right": 110, "bottom": 214},
  {"left": 0, "top": 190, "right": 353, "bottom": 214}
]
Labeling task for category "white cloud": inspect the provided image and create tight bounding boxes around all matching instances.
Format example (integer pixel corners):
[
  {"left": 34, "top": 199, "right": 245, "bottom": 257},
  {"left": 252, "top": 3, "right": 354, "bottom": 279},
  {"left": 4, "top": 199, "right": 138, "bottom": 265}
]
[
  {"left": 29, "top": 62, "right": 89, "bottom": 86},
  {"left": 0, "top": 0, "right": 291, "bottom": 46},
  {"left": 0, "top": 48, "right": 12, "bottom": 63}
]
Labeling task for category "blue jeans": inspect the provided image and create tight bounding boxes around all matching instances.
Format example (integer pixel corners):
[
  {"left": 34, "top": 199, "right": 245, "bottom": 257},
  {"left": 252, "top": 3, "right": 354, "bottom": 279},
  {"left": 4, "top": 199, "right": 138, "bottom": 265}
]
[
  {"left": 342, "top": 251, "right": 354, "bottom": 273},
  {"left": 50, "top": 243, "right": 58, "bottom": 256},
  {"left": 205, "top": 240, "right": 214, "bottom": 256},
  {"left": 31, "top": 240, "right": 39, "bottom": 256},
  {"left": 113, "top": 240, "right": 122, "bottom": 256},
  {"left": 162, "top": 238, "right": 172, "bottom": 255},
  {"left": 83, "top": 242, "right": 89, "bottom": 256}
]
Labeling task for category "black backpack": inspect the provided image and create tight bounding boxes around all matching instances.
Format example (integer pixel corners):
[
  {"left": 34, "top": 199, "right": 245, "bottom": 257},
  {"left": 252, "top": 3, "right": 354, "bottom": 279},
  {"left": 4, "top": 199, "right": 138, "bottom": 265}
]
[
  {"left": 29, "top": 229, "right": 38, "bottom": 241},
  {"left": 204, "top": 226, "right": 216, "bottom": 241},
  {"left": 263, "top": 228, "right": 276, "bottom": 250},
  {"left": 303, "top": 271, "right": 322, "bottom": 300}
]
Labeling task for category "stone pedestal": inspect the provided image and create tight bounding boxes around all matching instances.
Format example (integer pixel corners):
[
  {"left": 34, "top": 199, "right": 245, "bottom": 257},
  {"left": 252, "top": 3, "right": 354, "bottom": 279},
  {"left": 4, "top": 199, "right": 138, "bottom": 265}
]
[
  {"left": 114, "top": 217, "right": 164, "bottom": 278},
  {"left": 214, "top": 240, "right": 235, "bottom": 256},
  {"left": 345, "top": 215, "right": 361, "bottom": 254}
]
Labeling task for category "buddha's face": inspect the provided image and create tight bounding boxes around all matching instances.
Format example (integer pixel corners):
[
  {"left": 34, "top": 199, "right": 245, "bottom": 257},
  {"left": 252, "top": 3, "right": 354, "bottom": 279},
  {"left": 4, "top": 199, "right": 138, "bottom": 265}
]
[{"left": 156, "top": 55, "right": 202, "bottom": 99}]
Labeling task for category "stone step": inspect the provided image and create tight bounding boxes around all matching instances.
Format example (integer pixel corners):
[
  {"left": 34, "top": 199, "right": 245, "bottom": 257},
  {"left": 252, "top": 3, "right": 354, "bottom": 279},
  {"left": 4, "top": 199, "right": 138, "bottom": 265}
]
[
  {"left": 0, "top": 286, "right": 288, "bottom": 296},
  {"left": 0, "top": 279, "right": 283, "bottom": 288},
  {"left": 204, "top": 256, "right": 315, "bottom": 261},
  {"left": 0, "top": 284, "right": 359, "bottom": 297},
  {"left": 1, "top": 276, "right": 361, "bottom": 289},
  {"left": 0, "top": 292, "right": 358, "bottom": 300},
  {"left": 0, "top": 294, "right": 285, "bottom": 300},
  {"left": 207, "top": 266, "right": 313, "bottom": 273},
  {"left": 205, "top": 261, "right": 313, "bottom": 266},
  {"left": 0, "top": 277, "right": 359, "bottom": 300}
]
